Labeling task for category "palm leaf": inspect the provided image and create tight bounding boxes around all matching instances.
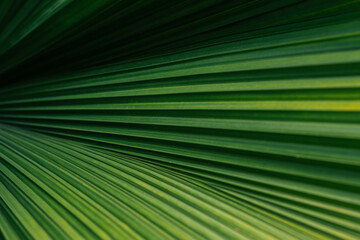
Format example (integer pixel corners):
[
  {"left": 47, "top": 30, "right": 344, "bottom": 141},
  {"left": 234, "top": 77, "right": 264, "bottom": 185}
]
[{"left": 1, "top": 1, "right": 360, "bottom": 239}]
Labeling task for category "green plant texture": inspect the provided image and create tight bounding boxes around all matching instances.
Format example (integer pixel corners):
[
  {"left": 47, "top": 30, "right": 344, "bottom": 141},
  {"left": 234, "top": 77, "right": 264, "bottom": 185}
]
[{"left": 1, "top": 1, "right": 360, "bottom": 239}]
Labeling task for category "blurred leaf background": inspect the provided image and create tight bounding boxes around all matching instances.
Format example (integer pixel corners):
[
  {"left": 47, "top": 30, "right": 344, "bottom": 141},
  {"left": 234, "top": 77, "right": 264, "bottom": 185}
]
[{"left": 1, "top": 1, "right": 360, "bottom": 239}]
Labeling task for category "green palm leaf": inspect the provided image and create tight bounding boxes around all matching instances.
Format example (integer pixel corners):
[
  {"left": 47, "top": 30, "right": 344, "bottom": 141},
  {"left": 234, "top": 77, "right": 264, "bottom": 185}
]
[{"left": 1, "top": 1, "right": 360, "bottom": 239}]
